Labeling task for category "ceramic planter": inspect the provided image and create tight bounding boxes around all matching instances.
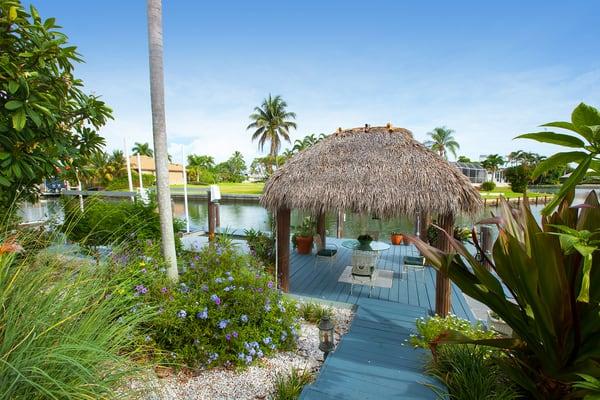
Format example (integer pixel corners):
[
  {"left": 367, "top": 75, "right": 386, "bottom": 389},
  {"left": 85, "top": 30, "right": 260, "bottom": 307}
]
[
  {"left": 390, "top": 233, "right": 403, "bottom": 245},
  {"left": 295, "top": 236, "right": 313, "bottom": 254}
]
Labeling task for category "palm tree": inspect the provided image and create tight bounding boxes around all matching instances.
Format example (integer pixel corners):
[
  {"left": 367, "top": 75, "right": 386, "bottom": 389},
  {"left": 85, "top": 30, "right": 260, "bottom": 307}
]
[
  {"left": 424, "top": 126, "right": 460, "bottom": 159},
  {"left": 247, "top": 94, "right": 297, "bottom": 172},
  {"left": 147, "top": 0, "right": 177, "bottom": 280},
  {"left": 132, "top": 142, "right": 154, "bottom": 157},
  {"left": 481, "top": 154, "right": 505, "bottom": 182},
  {"left": 187, "top": 154, "right": 215, "bottom": 183}
]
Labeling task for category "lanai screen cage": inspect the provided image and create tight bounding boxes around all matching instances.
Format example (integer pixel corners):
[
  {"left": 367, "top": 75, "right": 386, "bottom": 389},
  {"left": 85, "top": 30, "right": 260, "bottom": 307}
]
[{"left": 452, "top": 162, "right": 487, "bottom": 184}]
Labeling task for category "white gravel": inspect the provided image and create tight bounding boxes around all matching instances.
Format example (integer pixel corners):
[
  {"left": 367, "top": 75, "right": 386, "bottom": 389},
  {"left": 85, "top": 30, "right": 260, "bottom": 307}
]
[{"left": 134, "top": 305, "right": 354, "bottom": 400}]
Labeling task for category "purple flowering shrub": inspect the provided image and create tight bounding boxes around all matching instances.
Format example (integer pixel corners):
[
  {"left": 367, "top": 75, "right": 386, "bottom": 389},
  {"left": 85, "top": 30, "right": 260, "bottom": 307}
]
[{"left": 115, "top": 240, "right": 299, "bottom": 368}]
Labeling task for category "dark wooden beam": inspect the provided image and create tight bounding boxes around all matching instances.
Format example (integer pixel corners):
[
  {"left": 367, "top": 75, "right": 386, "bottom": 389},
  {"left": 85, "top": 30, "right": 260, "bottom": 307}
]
[
  {"left": 336, "top": 210, "right": 344, "bottom": 238},
  {"left": 276, "top": 208, "right": 291, "bottom": 292},
  {"left": 418, "top": 211, "right": 430, "bottom": 241},
  {"left": 435, "top": 213, "right": 454, "bottom": 316},
  {"left": 316, "top": 211, "right": 326, "bottom": 248}
]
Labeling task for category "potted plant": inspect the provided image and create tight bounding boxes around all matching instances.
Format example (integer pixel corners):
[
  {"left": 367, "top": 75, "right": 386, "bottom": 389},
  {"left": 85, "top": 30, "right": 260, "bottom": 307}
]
[
  {"left": 390, "top": 231, "right": 403, "bottom": 245},
  {"left": 357, "top": 234, "right": 374, "bottom": 246},
  {"left": 293, "top": 217, "right": 315, "bottom": 254}
]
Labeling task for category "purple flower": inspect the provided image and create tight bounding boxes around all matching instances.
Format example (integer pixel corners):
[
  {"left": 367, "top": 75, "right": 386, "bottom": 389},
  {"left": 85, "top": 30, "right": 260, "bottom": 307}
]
[
  {"left": 215, "top": 277, "right": 224, "bottom": 284},
  {"left": 257, "top": 287, "right": 264, "bottom": 293},
  {"left": 141, "top": 268, "right": 147, "bottom": 273},
  {"left": 227, "top": 276, "right": 234, "bottom": 282},
  {"left": 201, "top": 284, "right": 209, "bottom": 292},
  {"left": 263, "top": 337, "right": 272, "bottom": 345},
  {"left": 232, "top": 331, "right": 239, "bottom": 338},
  {"left": 135, "top": 285, "right": 148, "bottom": 295},
  {"left": 267, "top": 281, "right": 274, "bottom": 289},
  {"left": 218, "top": 319, "right": 229, "bottom": 329},
  {"left": 211, "top": 294, "right": 221, "bottom": 305},
  {"left": 161, "top": 287, "right": 168, "bottom": 293},
  {"left": 224, "top": 286, "right": 232, "bottom": 292},
  {"left": 208, "top": 352, "right": 219, "bottom": 362},
  {"left": 240, "top": 314, "right": 248, "bottom": 323},
  {"left": 179, "top": 283, "right": 190, "bottom": 293},
  {"left": 264, "top": 304, "right": 271, "bottom": 312},
  {"left": 257, "top": 349, "right": 264, "bottom": 358},
  {"left": 196, "top": 308, "right": 208, "bottom": 319},
  {"left": 245, "top": 355, "right": 253, "bottom": 364},
  {"left": 225, "top": 333, "right": 232, "bottom": 341},
  {"left": 177, "top": 310, "right": 187, "bottom": 319},
  {"left": 238, "top": 352, "right": 245, "bottom": 360}
]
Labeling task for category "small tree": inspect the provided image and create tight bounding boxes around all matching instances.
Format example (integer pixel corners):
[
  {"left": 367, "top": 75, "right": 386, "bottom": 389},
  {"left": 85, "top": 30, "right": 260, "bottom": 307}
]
[
  {"left": 480, "top": 154, "right": 505, "bottom": 182},
  {"left": 504, "top": 164, "right": 531, "bottom": 193},
  {"left": 0, "top": 1, "right": 112, "bottom": 209}
]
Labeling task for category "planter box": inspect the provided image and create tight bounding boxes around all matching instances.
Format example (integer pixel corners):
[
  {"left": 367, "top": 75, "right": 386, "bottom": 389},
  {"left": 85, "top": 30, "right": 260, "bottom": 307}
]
[{"left": 487, "top": 310, "right": 513, "bottom": 336}]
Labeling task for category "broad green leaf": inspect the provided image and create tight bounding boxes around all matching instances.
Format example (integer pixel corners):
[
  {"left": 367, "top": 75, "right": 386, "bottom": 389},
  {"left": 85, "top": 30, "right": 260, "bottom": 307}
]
[
  {"left": 8, "top": 81, "right": 19, "bottom": 94},
  {"left": 542, "top": 158, "right": 592, "bottom": 215},
  {"left": 572, "top": 102, "right": 600, "bottom": 127},
  {"left": 4, "top": 100, "right": 23, "bottom": 110},
  {"left": 0, "top": 175, "right": 10, "bottom": 186},
  {"left": 577, "top": 255, "right": 592, "bottom": 302},
  {"left": 516, "top": 132, "right": 585, "bottom": 148},
  {"left": 532, "top": 151, "right": 588, "bottom": 177},
  {"left": 11, "top": 108, "right": 26, "bottom": 131}
]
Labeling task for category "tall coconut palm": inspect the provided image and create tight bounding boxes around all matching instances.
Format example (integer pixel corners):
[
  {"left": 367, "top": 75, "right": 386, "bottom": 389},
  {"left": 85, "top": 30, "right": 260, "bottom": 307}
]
[
  {"left": 247, "top": 94, "right": 296, "bottom": 172},
  {"left": 132, "top": 142, "right": 154, "bottom": 157},
  {"left": 146, "top": 0, "right": 177, "bottom": 280},
  {"left": 424, "top": 126, "right": 460, "bottom": 159},
  {"left": 481, "top": 154, "right": 505, "bottom": 182}
]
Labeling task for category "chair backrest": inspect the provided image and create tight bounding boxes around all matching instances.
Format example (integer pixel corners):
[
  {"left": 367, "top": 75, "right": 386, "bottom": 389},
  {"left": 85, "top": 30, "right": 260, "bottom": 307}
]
[
  {"left": 352, "top": 250, "right": 377, "bottom": 268},
  {"left": 313, "top": 235, "right": 324, "bottom": 251}
]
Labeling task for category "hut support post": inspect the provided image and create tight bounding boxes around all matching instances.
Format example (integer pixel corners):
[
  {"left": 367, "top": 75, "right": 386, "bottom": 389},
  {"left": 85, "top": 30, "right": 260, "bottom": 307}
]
[
  {"left": 336, "top": 210, "right": 344, "bottom": 238},
  {"left": 418, "top": 212, "right": 430, "bottom": 240},
  {"left": 276, "top": 208, "right": 291, "bottom": 292},
  {"left": 317, "top": 211, "right": 326, "bottom": 247},
  {"left": 435, "top": 213, "right": 454, "bottom": 316}
]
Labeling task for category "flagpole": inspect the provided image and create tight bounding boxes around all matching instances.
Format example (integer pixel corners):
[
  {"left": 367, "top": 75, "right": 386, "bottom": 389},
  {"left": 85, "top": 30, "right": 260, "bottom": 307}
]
[
  {"left": 124, "top": 138, "right": 134, "bottom": 201},
  {"left": 182, "top": 146, "right": 190, "bottom": 233},
  {"left": 137, "top": 153, "right": 144, "bottom": 191}
]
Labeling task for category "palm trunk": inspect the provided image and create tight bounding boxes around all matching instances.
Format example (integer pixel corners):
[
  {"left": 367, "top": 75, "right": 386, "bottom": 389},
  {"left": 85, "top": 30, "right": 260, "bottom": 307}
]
[{"left": 147, "top": 0, "right": 178, "bottom": 281}]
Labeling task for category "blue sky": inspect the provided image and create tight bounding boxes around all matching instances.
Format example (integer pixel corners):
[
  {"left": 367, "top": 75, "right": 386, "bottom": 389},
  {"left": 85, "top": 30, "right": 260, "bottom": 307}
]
[{"left": 30, "top": 0, "right": 600, "bottom": 164}]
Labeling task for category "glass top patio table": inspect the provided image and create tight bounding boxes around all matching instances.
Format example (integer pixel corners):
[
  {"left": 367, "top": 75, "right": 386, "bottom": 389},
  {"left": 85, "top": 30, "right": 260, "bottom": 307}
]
[{"left": 341, "top": 240, "right": 391, "bottom": 252}]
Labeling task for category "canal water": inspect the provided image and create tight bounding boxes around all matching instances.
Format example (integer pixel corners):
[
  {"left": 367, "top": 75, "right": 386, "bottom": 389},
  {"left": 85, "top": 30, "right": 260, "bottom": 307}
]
[{"left": 20, "top": 188, "right": 597, "bottom": 239}]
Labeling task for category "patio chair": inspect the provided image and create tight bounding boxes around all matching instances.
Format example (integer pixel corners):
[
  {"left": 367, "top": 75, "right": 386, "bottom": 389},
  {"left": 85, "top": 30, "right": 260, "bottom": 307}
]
[
  {"left": 313, "top": 235, "right": 338, "bottom": 268},
  {"left": 402, "top": 255, "right": 426, "bottom": 284},
  {"left": 350, "top": 250, "right": 378, "bottom": 297}
]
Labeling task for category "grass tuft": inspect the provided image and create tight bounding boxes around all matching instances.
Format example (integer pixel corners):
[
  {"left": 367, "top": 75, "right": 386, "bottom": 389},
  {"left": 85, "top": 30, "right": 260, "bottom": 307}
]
[{"left": 271, "top": 367, "right": 314, "bottom": 400}]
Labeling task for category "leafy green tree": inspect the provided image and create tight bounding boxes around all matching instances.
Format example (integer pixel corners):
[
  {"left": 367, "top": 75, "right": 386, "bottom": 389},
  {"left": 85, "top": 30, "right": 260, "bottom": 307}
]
[
  {"left": 186, "top": 154, "right": 215, "bottom": 183},
  {"left": 457, "top": 155, "right": 472, "bottom": 163},
  {"left": 504, "top": 164, "right": 531, "bottom": 193},
  {"left": 480, "top": 154, "right": 505, "bottom": 182},
  {"left": 131, "top": 142, "right": 154, "bottom": 157},
  {"left": 424, "top": 126, "right": 460, "bottom": 159},
  {"left": 247, "top": 94, "right": 297, "bottom": 173},
  {"left": 517, "top": 103, "right": 600, "bottom": 214},
  {"left": 0, "top": 1, "right": 112, "bottom": 208},
  {"left": 215, "top": 151, "right": 246, "bottom": 183}
]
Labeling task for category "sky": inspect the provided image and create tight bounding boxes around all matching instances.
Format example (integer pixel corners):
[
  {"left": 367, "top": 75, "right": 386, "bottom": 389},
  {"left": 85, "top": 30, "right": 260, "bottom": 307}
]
[{"left": 28, "top": 0, "right": 600, "bottom": 165}]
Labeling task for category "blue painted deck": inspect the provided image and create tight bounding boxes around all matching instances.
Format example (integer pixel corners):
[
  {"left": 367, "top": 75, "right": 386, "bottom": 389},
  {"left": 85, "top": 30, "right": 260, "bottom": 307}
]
[
  {"left": 291, "top": 238, "right": 475, "bottom": 399},
  {"left": 289, "top": 238, "right": 475, "bottom": 322},
  {"left": 300, "top": 298, "right": 444, "bottom": 399}
]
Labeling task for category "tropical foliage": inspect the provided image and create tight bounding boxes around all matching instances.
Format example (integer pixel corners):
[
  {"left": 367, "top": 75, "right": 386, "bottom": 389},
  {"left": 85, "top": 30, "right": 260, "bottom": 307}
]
[
  {"left": 247, "top": 94, "right": 297, "bottom": 172},
  {"left": 517, "top": 102, "right": 600, "bottom": 214},
  {"left": 0, "top": 1, "right": 112, "bottom": 208},
  {"left": 503, "top": 164, "right": 530, "bottom": 193},
  {"left": 185, "top": 151, "right": 247, "bottom": 184},
  {"left": 424, "top": 126, "right": 460, "bottom": 159},
  {"left": 413, "top": 193, "right": 600, "bottom": 399},
  {"left": 481, "top": 154, "right": 505, "bottom": 182},
  {"left": 132, "top": 142, "right": 154, "bottom": 157}
]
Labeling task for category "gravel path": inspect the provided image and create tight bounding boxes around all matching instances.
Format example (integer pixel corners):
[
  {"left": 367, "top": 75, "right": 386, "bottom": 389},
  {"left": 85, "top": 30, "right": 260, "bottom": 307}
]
[{"left": 136, "top": 305, "right": 354, "bottom": 400}]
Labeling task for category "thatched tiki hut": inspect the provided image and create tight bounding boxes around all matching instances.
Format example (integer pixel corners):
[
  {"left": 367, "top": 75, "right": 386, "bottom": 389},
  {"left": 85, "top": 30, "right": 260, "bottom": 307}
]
[{"left": 261, "top": 124, "right": 482, "bottom": 316}]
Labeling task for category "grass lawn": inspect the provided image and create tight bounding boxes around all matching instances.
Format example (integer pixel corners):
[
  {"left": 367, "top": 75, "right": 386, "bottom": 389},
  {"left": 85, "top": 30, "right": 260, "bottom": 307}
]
[
  {"left": 170, "top": 182, "right": 264, "bottom": 195},
  {"left": 479, "top": 187, "right": 552, "bottom": 199}
]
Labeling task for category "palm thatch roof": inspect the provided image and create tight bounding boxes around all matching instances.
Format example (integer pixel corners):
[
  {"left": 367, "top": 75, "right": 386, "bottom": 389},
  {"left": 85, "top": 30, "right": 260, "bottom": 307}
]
[{"left": 261, "top": 125, "right": 483, "bottom": 218}]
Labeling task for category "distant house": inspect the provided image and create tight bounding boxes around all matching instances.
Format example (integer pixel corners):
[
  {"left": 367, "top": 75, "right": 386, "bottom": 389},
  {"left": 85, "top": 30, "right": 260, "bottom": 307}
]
[
  {"left": 129, "top": 155, "right": 184, "bottom": 185},
  {"left": 452, "top": 161, "right": 487, "bottom": 184}
]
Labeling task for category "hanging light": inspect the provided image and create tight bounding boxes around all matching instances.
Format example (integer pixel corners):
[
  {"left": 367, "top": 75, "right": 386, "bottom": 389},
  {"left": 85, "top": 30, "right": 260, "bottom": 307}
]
[{"left": 318, "top": 315, "right": 335, "bottom": 358}]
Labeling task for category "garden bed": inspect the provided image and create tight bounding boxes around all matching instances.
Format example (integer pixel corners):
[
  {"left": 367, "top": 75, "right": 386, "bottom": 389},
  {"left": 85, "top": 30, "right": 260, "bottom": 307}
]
[{"left": 136, "top": 305, "right": 354, "bottom": 400}]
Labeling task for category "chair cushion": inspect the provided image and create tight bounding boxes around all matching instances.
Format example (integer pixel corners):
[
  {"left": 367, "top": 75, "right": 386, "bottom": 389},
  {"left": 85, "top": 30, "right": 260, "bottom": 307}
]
[
  {"left": 404, "top": 255, "right": 425, "bottom": 266},
  {"left": 317, "top": 248, "right": 337, "bottom": 257}
]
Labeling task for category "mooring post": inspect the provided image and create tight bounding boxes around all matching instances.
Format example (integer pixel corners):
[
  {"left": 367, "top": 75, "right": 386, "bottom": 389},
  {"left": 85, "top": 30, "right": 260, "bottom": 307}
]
[{"left": 207, "top": 190, "right": 215, "bottom": 241}]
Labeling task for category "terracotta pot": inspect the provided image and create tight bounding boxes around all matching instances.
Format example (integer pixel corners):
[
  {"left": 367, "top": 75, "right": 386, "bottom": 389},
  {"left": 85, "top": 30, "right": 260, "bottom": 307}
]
[
  {"left": 390, "top": 233, "right": 403, "bottom": 245},
  {"left": 295, "top": 236, "right": 313, "bottom": 254}
]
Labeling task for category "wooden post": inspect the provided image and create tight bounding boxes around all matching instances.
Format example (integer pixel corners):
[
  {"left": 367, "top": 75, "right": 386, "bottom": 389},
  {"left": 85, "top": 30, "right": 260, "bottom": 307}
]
[
  {"left": 215, "top": 203, "right": 220, "bottom": 228},
  {"left": 336, "top": 210, "right": 344, "bottom": 238},
  {"left": 277, "top": 208, "right": 291, "bottom": 292},
  {"left": 480, "top": 225, "right": 493, "bottom": 270},
  {"left": 435, "top": 213, "right": 454, "bottom": 317},
  {"left": 207, "top": 190, "right": 215, "bottom": 241},
  {"left": 418, "top": 211, "right": 430, "bottom": 242},
  {"left": 316, "top": 211, "right": 326, "bottom": 248}
]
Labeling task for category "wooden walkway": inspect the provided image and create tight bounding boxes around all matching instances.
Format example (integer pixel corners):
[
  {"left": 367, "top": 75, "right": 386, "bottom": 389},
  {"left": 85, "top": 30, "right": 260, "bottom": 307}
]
[
  {"left": 300, "top": 298, "right": 444, "bottom": 399},
  {"left": 289, "top": 238, "right": 475, "bottom": 322}
]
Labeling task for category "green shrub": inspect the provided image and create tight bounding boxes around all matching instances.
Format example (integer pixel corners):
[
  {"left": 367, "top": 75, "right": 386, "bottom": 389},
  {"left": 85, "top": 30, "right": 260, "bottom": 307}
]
[
  {"left": 480, "top": 181, "right": 496, "bottom": 191},
  {"left": 245, "top": 228, "right": 275, "bottom": 268},
  {"left": 297, "top": 302, "right": 333, "bottom": 324},
  {"left": 271, "top": 368, "right": 314, "bottom": 400},
  {"left": 504, "top": 164, "right": 530, "bottom": 193},
  {"left": 0, "top": 247, "right": 151, "bottom": 399},
  {"left": 105, "top": 172, "right": 156, "bottom": 190},
  {"left": 427, "top": 345, "right": 520, "bottom": 400},
  {"left": 117, "top": 239, "right": 300, "bottom": 368},
  {"left": 62, "top": 196, "right": 181, "bottom": 250},
  {"left": 410, "top": 315, "right": 496, "bottom": 349}
]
